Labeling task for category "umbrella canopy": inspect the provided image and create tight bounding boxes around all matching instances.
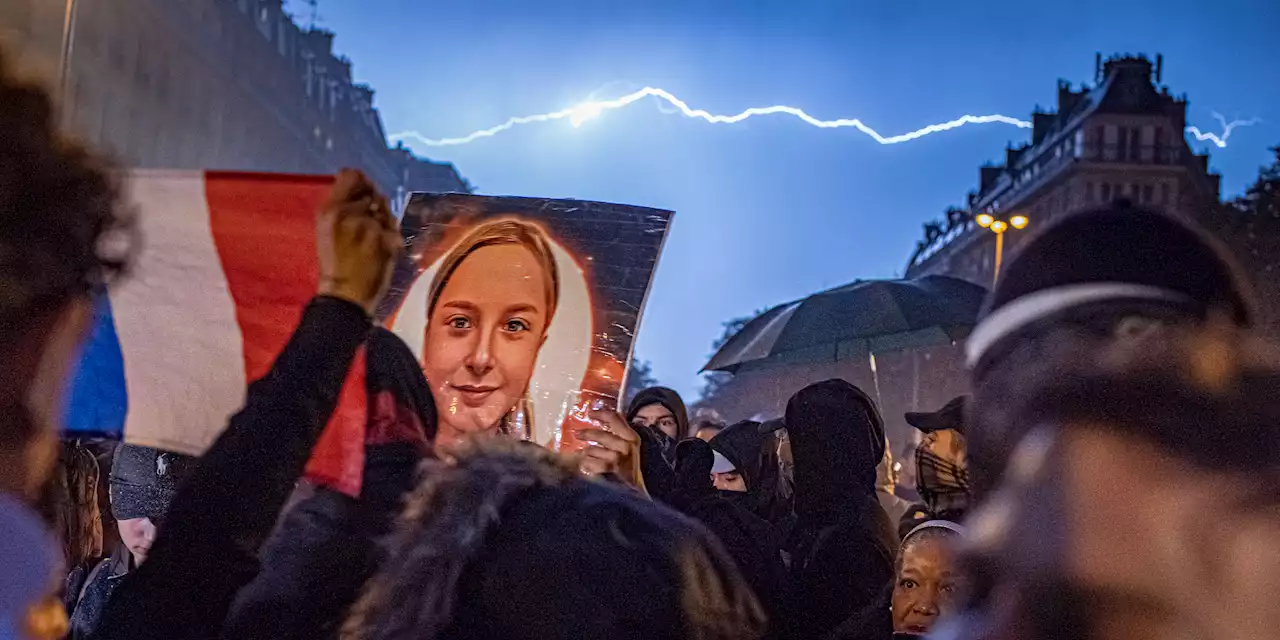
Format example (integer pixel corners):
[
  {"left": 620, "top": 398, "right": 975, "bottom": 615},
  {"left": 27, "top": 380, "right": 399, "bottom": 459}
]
[{"left": 703, "top": 275, "right": 987, "bottom": 373}]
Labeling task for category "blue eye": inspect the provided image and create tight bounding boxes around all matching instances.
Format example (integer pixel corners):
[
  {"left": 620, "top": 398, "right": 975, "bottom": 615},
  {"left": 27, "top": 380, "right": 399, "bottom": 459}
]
[
  {"left": 505, "top": 319, "right": 530, "bottom": 333},
  {"left": 448, "top": 316, "right": 471, "bottom": 329}
]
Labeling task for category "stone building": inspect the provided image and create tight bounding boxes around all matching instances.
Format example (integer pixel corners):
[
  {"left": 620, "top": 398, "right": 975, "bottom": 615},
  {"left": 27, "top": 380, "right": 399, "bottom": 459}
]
[
  {"left": 0, "top": 0, "right": 468, "bottom": 197},
  {"left": 906, "top": 53, "right": 1221, "bottom": 284}
]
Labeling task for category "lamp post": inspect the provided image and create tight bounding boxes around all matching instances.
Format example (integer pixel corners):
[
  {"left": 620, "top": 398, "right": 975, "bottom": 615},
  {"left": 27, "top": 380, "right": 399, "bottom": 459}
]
[{"left": 975, "top": 213, "right": 1029, "bottom": 285}]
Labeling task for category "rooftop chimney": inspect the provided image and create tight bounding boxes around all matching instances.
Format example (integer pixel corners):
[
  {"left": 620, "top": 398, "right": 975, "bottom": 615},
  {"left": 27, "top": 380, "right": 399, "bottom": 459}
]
[{"left": 1155, "top": 54, "right": 1163, "bottom": 83}]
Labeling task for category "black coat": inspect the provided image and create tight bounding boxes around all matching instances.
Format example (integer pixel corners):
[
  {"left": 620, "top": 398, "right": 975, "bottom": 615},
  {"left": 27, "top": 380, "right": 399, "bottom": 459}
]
[
  {"left": 781, "top": 380, "right": 895, "bottom": 640},
  {"left": 66, "top": 544, "right": 132, "bottom": 640},
  {"left": 221, "top": 326, "right": 435, "bottom": 640},
  {"left": 88, "top": 297, "right": 372, "bottom": 640},
  {"left": 668, "top": 439, "right": 787, "bottom": 630}
]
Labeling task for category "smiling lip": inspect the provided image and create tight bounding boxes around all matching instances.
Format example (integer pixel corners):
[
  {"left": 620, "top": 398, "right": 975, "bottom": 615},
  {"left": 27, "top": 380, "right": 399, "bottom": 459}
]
[{"left": 453, "top": 385, "right": 498, "bottom": 405}]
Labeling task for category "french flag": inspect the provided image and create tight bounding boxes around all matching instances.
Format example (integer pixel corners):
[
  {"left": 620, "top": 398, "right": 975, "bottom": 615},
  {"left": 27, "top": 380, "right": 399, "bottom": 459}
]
[{"left": 65, "top": 170, "right": 370, "bottom": 495}]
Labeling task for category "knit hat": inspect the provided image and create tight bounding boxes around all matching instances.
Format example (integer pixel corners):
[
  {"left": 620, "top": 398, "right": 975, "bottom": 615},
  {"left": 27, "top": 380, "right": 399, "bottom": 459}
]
[{"left": 966, "top": 202, "right": 1253, "bottom": 375}]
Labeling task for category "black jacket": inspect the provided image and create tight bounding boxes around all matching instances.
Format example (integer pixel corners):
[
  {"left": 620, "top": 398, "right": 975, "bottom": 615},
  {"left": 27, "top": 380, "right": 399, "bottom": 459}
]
[
  {"left": 66, "top": 544, "right": 132, "bottom": 640},
  {"left": 221, "top": 326, "right": 435, "bottom": 640},
  {"left": 89, "top": 296, "right": 372, "bottom": 640},
  {"left": 781, "top": 380, "right": 895, "bottom": 640},
  {"left": 668, "top": 439, "right": 786, "bottom": 629}
]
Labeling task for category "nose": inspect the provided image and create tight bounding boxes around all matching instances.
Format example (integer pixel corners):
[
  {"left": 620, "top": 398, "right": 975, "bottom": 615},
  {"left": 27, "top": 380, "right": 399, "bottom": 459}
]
[
  {"left": 464, "top": 325, "right": 495, "bottom": 375},
  {"left": 912, "top": 596, "right": 939, "bottom": 617}
]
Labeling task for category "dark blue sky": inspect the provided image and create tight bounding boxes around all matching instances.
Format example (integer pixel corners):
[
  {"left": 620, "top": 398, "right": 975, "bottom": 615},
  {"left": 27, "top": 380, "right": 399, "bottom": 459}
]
[{"left": 313, "top": 0, "right": 1277, "bottom": 400}]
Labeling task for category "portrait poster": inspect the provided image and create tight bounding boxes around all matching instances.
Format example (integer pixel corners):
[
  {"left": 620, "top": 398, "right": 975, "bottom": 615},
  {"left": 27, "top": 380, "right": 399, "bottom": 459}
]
[{"left": 382, "top": 193, "right": 674, "bottom": 451}]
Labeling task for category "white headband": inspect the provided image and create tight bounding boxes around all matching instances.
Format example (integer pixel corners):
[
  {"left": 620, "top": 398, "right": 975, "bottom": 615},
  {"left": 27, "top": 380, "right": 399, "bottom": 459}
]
[
  {"left": 905, "top": 519, "right": 966, "bottom": 540},
  {"left": 965, "top": 283, "right": 1194, "bottom": 367}
]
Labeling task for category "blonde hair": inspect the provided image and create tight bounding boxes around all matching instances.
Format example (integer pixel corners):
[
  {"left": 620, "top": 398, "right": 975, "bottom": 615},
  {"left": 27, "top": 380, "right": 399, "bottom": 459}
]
[{"left": 426, "top": 218, "right": 560, "bottom": 332}]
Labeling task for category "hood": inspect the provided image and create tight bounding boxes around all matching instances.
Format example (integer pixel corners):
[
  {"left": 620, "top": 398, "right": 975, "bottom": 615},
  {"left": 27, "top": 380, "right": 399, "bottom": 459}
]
[
  {"left": 784, "top": 379, "right": 885, "bottom": 521},
  {"left": 709, "top": 421, "right": 763, "bottom": 489},
  {"left": 625, "top": 387, "right": 690, "bottom": 438},
  {"left": 365, "top": 326, "right": 437, "bottom": 447}
]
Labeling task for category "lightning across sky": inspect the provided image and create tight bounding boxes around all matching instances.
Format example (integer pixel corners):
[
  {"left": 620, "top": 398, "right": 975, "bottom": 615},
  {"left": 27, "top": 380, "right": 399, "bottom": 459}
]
[{"left": 389, "top": 86, "right": 1255, "bottom": 150}]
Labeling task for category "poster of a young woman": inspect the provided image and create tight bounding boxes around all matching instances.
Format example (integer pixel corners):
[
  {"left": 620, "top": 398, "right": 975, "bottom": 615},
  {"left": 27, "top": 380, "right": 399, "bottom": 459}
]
[{"left": 382, "top": 193, "right": 673, "bottom": 452}]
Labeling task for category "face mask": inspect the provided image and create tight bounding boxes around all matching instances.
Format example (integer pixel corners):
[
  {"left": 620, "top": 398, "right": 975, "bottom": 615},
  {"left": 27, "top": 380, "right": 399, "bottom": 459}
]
[{"left": 916, "top": 443, "right": 970, "bottom": 520}]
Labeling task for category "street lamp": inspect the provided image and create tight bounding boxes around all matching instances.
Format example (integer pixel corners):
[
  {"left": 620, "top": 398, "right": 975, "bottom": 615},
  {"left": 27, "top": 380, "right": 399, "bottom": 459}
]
[{"left": 976, "top": 213, "right": 1030, "bottom": 284}]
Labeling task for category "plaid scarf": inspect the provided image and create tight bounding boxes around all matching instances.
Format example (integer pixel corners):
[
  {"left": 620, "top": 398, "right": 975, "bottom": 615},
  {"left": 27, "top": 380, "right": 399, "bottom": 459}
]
[{"left": 915, "top": 444, "right": 970, "bottom": 521}]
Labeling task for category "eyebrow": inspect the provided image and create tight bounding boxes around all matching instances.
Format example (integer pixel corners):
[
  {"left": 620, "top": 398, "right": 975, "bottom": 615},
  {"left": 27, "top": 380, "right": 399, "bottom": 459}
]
[
  {"left": 438, "top": 300, "right": 479, "bottom": 313},
  {"left": 504, "top": 303, "right": 541, "bottom": 316}
]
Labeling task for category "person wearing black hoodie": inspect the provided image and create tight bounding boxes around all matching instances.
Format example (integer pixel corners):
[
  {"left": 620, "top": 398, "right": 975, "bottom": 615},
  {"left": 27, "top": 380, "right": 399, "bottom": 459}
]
[
  {"left": 625, "top": 387, "right": 690, "bottom": 502},
  {"left": 667, "top": 438, "right": 786, "bottom": 630},
  {"left": 709, "top": 420, "right": 792, "bottom": 527},
  {"left": 781, "top": 379, "right": 896, "bottom": 640},
  {"left": 219, "top": 326, "right": 436, "bottom": 640}
]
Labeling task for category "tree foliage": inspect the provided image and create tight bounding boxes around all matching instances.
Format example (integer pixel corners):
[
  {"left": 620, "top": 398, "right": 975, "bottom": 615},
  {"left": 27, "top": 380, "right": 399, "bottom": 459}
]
[
  {"left": 696, "top": 309, "right": 768, "bottom": 407},
  {"left": 623, "top": 356, "right": 660, "bottom": 406}
]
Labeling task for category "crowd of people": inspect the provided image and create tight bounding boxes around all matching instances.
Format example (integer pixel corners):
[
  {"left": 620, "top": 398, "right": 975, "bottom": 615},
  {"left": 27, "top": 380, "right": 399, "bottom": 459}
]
[{"left": 0, "top": 49, "right": 1276, "bottom": 640}]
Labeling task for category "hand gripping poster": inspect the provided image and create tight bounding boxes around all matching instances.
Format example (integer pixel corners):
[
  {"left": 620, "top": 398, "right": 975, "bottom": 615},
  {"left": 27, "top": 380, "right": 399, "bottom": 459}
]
[{"left": 63, "top": 171, "right": 673, "bottom": 496}]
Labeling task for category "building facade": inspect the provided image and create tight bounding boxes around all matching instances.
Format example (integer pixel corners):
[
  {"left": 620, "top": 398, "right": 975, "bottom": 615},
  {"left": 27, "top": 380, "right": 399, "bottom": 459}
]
[
  {"left": 0, "top": 0, "right": 467, "bottom": 198},
  {"left": 905, "top": 54, "right": 1221, "bottom": 284}
]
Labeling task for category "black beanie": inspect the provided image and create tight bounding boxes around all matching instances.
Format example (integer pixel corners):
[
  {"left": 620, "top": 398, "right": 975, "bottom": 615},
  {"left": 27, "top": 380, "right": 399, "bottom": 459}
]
[{"left": 966, "top": 202, "right": 1253, "bottom": 372}]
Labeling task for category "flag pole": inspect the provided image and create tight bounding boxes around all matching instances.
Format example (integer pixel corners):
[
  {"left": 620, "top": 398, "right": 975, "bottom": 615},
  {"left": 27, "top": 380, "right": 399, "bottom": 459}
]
[{"left": 58, "top": 0, "right": 80, "bottom": 128}]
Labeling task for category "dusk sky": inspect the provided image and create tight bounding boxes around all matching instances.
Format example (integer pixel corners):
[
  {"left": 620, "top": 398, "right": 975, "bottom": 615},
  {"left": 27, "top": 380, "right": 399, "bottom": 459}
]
[{"left": 310, "top": 0, "right": 1277, "bottom": 400}]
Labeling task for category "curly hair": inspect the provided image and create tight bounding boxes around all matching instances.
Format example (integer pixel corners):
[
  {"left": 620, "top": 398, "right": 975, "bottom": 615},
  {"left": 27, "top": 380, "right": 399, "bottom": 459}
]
[
  {"left": 0, "top": 48, "right": 134, "bottom": 337},
  {"left": 343, "top": 439, "right": 766, "bottom": 640}
]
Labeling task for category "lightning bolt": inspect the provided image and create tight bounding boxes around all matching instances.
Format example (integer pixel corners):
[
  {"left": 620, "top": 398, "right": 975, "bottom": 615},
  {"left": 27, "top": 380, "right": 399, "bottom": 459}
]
[
  {"left": 1185, "top": 113, "right": 1261, "bottom": 148},
  {"left": 388, "top": 87, "right": 1255, "bottom": 150},
  {"left": 390, "top": 87, "right": 1032, "bottom": 147}
]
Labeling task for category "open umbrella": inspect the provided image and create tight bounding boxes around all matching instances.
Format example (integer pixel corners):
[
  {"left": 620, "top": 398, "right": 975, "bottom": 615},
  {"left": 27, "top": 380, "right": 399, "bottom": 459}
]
[{"left": 703, "top": 275, "right": 986, "bottom": 374}]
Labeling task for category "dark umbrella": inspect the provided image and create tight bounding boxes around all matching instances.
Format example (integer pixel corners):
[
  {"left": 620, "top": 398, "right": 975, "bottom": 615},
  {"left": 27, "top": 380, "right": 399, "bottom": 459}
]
[{"left": 703, "top": 275, "right": 986, "bottom": 374}]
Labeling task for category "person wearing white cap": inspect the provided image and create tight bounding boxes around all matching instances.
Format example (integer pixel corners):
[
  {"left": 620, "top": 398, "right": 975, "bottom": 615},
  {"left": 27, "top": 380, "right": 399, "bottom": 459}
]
[{"left": 711, "top": 450, "right": 746, "bottom": 493}]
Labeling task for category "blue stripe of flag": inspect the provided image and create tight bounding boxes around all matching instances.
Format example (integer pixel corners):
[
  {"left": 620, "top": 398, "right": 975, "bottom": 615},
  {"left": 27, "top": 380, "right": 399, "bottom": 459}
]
[{"left": 63, "top": 294, "right": 127, "bottom": 438}]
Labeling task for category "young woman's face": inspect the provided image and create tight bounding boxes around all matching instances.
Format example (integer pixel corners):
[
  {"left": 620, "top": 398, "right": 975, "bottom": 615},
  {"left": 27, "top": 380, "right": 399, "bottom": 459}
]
[
  {"left": 423, "top": 243, "right": 550, "bottom": 441},
  {"left": 892, "top": 537, "right": 961, "bottom": 635},
  {"left": 117, "top": 516, "right": 157, "bottom": 565},
  {"left": 712, "top": 471, "right": 747, "bottom": 492}
]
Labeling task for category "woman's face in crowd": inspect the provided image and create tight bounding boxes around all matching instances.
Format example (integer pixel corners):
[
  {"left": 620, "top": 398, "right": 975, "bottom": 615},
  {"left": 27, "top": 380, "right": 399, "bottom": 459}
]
[
  {"left": 892, "top": 536, "right": 961, "bottom": 635},
  {"left": 118, "top": 516, "right": 157, "bottom": 565},
  {"left": 712, "top": 470, "right": 747, "bottom": 492},
  {"left": 632, "top": 403, "right": 679, "bottom": 440},
  {"left": 424, "top": 243, "right": 550, "bottom": 441}
]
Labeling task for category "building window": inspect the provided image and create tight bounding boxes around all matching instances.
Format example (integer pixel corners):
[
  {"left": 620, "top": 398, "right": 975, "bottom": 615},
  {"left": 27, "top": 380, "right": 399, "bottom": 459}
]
[
  {"left": 1160, "top": 182, "right": 1171, "bottom": 206},
  {"left": 1142, "top": 184, "right": 1154, "bottom": 204},
  {"left": 1101, "top": 183, "right": 1112, "bottom": 201},
  {"left": 1085, "top": 181, "right": 1095, "bottom": 202}
]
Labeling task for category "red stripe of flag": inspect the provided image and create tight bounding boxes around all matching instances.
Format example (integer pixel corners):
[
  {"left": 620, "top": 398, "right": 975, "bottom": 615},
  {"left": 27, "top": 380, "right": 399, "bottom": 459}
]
[{"left": 205, "top": 171, "right": 368, "bottom": 496}]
